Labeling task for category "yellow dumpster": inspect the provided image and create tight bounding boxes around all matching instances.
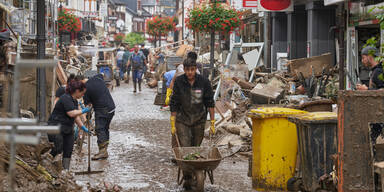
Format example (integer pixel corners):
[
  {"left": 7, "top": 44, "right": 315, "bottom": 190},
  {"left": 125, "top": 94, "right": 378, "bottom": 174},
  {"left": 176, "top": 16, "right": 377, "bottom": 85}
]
[{"left": 248, "top": 107, "right": 308, "bottom": 191}]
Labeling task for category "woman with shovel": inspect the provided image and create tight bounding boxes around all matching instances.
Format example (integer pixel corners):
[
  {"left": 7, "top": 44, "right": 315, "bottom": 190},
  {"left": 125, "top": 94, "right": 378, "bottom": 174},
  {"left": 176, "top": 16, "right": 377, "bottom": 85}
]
[{"left": 48, "top": 80, "right": 91, "bottom": 170}]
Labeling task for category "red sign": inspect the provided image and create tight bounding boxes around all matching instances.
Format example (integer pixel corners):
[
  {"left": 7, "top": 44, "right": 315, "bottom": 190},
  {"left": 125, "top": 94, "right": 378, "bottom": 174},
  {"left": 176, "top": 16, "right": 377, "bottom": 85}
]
[
  {"left": 243, "top": 0, "right": 258, "bottom": 8},
  {"left": 258, "top": 0, "right": 293, "bottom": 11}
]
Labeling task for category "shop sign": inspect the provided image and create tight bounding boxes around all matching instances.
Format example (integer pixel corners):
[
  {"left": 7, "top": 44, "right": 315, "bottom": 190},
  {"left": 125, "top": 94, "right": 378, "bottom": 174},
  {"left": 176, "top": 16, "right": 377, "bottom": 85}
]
[{"left": 257, "top": 0, "right": 293, "bottom": 12}]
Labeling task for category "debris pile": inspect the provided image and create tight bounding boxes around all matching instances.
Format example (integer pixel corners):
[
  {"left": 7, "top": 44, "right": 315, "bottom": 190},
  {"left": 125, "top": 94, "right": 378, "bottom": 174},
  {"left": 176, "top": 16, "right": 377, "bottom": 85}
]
[
  {"left": 0, "top": 139, "right": 82, "bottom": 191},
  {"left": 206, "top": 52, "right": 339, "bottom": 155}
]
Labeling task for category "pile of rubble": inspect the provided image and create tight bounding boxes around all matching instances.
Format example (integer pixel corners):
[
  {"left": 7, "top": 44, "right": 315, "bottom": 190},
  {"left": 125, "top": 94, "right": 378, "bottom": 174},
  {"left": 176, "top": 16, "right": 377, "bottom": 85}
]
[
  {"left": 0, "top": 139, "right": 82, "bottom": 191},
  {"left": 207, "top": 52, "right": 339, "bottom": 155}
]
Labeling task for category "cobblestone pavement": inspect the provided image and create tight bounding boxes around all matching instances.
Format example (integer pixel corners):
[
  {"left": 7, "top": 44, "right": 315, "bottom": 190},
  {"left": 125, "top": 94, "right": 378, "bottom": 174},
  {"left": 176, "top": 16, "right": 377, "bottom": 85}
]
[{"left": 73, "top": 83, "right": 254, "bottom": 191}]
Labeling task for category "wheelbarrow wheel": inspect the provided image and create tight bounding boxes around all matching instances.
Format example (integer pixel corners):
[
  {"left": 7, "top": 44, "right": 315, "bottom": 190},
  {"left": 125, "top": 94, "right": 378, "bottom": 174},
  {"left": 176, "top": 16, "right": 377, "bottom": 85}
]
[{"left": 194, "top": 170, "right": 205, "bottom": 192}]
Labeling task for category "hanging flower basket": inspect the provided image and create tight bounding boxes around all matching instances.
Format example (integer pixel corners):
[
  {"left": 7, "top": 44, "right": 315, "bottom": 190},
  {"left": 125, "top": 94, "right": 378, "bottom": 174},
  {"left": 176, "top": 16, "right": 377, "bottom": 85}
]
[
  {"left": 58, "top": 8, "right": 81, "bottom": 33},
  {"left": 186, "top": 2, "right": 243, "bottom": 33},
  {"left": 114, "top": 33, "right": 125, "bottom": 42},
  {"left": 146, "top": 16, "right": 176, "bottom": 36}
]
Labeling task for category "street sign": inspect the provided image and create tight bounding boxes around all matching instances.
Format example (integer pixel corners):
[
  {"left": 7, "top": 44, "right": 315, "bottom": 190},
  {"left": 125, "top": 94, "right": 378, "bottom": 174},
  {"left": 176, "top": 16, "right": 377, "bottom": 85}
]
[
  {"left": 324, "top": 0, "right": 344, "bottom": 6},
  {"left": 100, "top": 3, "right": 108, "bottom": 17},
  {"left": 109, "top": 16, "right": 118, "bottom": 20},
  {"left": 243, "top": 0, "right": 258, "bottom": 8},
  {"left": 257, "top": 0, "right": 293, "bottom": 12}
]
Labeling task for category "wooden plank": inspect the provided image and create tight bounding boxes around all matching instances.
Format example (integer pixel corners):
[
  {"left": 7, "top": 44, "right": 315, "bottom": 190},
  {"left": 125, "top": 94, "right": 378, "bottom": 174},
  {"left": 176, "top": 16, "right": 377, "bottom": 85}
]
[
  {"left": 56, "top": 62, "right": 67, "bottom": 85},
  {"left": 287, "top": 53, "right": 332, "bottom": 79}
]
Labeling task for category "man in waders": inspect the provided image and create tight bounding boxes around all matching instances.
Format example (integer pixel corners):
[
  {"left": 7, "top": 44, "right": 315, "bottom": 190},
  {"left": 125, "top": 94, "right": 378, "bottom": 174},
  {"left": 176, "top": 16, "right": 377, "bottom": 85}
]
[
  {"left": 169, "top": 58, "right": 215, "bottom": 190},
  {"left": 128, "top": 45, "right": 147, "bottom": 93}
]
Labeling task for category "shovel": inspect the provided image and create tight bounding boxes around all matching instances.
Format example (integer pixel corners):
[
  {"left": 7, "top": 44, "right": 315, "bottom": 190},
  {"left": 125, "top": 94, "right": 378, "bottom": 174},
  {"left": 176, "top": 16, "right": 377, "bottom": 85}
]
[{"left": 75, "top": 112, "right": 104, "bottom": 175}]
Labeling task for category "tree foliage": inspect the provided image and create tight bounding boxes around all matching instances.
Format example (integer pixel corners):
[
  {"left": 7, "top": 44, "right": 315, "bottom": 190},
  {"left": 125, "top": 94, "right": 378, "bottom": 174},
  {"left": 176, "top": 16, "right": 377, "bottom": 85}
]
[{"left": 124, "top": 32, "right": 145, "bottom": 47}]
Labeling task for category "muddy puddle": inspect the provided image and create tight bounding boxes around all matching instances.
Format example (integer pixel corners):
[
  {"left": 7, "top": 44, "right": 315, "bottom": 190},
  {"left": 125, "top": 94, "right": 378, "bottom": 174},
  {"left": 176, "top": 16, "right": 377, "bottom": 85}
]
[{"left": 71, "top": 84, "right": 253, "bottom": 192}]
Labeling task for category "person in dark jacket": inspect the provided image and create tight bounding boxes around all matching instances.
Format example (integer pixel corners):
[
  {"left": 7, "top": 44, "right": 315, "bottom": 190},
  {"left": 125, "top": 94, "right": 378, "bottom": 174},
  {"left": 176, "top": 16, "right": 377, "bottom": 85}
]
[
  {"left": 79, "top": 74, "right": 116, "bottom": 160},
  {"left": 169, "top": 57, "right": 215, "bottom": 190},
  {"left": 357, "top": 46, "right": 384, "bottom": 90},
  {"left": 140, "top": 44, "right": 149, "bottom": 62},
  {"left": 48, "top": 80, "right": 91, "bottom": 170},
  {"left": 356, "top": 46, "right": 384, "bottom": 153}
]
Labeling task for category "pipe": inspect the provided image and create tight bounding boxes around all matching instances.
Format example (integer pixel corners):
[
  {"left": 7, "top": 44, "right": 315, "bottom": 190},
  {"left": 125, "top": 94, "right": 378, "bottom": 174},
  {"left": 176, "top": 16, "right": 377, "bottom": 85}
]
[{"left": 37, "top": 0, "right": 47, "bottom": 122}]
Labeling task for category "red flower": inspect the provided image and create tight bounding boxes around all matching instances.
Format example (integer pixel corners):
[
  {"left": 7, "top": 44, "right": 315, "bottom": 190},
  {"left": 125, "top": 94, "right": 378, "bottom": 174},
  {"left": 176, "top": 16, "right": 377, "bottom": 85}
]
[
  {"left": 215, "top": 18, "right": 220, "bottom": 21},
  {"left": 204, "top": 25, "right": 207, "bottom": 28},
  {"left": 225, "top": 20, "right": 229, "bottom": 23}
]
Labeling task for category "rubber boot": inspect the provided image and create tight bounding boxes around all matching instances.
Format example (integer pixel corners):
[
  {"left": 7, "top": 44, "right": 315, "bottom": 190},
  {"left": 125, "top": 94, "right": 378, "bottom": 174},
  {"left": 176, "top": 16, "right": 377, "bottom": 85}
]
[
  {"left": 92, "top": 142, "right": 109, "bottom": 160},
  {"left": 62, "top": 158, "right": 71, "bottom": 170},
  {"left": 133, "top": 82, "right": 137, "bottom": 93},
  {"left": 138, "top": 80, "right": 142, "bottom": 92}
]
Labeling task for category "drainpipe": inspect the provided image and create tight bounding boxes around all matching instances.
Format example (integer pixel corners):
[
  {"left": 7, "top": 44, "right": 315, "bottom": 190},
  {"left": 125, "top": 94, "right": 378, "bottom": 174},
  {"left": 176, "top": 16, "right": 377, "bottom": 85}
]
[
  {"left": 338, "top": 3, "right": 345, "bottom": 90},
  {"left": 37, "top": 0, "right": 46, "bottom": 122}
]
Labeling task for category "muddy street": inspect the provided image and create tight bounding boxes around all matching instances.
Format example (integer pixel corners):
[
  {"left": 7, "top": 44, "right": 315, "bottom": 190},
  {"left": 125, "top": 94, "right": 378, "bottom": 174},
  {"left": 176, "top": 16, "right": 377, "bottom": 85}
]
[{"left": 72, "top": 83, "right": 253, "bottom": 192}]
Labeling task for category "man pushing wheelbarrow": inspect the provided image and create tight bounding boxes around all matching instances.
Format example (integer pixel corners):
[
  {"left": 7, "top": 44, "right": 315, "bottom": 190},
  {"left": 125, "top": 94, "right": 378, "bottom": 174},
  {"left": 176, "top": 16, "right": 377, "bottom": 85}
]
[{"left": 170, "top": 55, "right": 216, "bottom": 191}]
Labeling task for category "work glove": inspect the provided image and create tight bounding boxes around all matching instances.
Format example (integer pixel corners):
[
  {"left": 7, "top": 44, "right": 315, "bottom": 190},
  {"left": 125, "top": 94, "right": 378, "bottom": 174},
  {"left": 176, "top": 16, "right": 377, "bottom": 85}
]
[
  {"left": 210, "top": 120, "right": 216, "bottom": 135},
  {"left": 81, "top": 125, "right": 89, "bottom": 133},
  {"left": 170, "top": 116, "right": 176, "bottom": 135},
  {"left": 74, "top": 126, "right": 79, "bottom": 140},
  {"left": 165, "top": 88, "right": 173, "bottom": 106},
  {"left": 78, "top": 101, "right": 85, "bottom": 109},
  {"left": 81, "top": 107, "right": 91, "bottom": 114}
]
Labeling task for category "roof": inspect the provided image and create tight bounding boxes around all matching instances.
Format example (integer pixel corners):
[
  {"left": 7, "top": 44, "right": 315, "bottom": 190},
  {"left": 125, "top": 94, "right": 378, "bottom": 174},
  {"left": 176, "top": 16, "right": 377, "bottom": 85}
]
[
  {"left": 119, "top": 0, "right": 137, "bottom": 12},
  {"left": 141, "top": 8, "right": 152, "bottom": 17}
]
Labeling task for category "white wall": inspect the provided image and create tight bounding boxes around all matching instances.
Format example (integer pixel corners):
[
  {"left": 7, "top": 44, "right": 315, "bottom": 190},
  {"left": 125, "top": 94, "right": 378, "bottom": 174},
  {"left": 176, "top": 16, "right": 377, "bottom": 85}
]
[{"left": 125, "top": 12, "right": 133, "bottom": 33}]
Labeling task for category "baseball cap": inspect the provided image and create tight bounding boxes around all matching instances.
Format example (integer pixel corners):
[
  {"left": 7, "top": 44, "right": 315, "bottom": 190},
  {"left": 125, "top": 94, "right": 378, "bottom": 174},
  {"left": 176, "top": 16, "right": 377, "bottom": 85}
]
[{"left": 362, "top": 46, "right": 379, "bottom": 57}]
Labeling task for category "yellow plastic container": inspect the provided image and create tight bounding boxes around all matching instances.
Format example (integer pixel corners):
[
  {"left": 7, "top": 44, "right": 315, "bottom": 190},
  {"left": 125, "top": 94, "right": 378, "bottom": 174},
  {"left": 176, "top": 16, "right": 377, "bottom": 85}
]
[{"left": 248, "top": 107, "right": 308, "bottom": 191}]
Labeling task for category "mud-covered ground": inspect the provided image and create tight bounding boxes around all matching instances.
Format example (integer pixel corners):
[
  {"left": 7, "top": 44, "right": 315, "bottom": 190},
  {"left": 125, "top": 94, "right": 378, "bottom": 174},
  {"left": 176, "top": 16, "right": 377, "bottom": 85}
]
[{"left": 72, "top": 83, "right": 254, "bottom": 191}]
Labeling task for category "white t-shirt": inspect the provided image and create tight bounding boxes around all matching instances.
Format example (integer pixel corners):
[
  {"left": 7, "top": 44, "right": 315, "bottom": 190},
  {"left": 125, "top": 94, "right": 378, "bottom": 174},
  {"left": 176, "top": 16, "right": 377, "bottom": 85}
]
[{"left": 116, "top": 50, "right": 124, "bottom": 61}]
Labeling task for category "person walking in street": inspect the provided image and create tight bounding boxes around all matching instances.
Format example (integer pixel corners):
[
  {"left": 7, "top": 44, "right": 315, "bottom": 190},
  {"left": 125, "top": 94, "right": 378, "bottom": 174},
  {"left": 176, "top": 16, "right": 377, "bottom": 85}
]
[
  {"left": 356, "top": 46, "right": 384, "bottom": 153},
  {"left": 116, "top": 47, "right": 125, "bottom": 81},
  {"left": 140, "top": 44, "right": 149, "bottom": 63},
  {"left": 169, "top": 58, "right": 215, "bottom": 190},
  {"left": 123, "top": 45, "right": 132, "bottom": 84},
  {"left": 154, "top": 49, "right": 165, "bottom": 72},
  {"left": 128, "top": 45, "right": 147, "bottom": 93},
  {"left": 48, "top": 80, "right": 91, "bottom": 170},
  {"left": 78, "top": 74, "right": 116, "bottom": 160}
]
